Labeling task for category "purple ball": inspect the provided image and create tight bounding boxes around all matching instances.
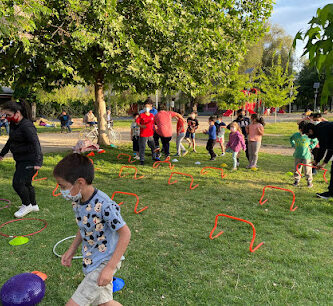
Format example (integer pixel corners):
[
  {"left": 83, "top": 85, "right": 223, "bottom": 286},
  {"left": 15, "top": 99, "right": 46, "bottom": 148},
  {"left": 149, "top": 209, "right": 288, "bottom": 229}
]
[{"left": 1, "top": 273, "right": 45, "bottom": 306}]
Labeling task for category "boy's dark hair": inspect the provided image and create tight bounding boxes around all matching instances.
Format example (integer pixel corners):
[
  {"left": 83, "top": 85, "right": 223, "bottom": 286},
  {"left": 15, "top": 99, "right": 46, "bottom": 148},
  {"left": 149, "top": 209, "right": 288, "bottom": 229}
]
[
  {"left": 236, "top": 109, "right": 244, "bottom": 115},
  {"left": 144, "top": 97, "right": 153, "bottom": 105},
  {"left": 53, "top": 153, "right": 94, "bottom": 185},
  {"left": 298, "top": 120, "right": 306, "bottom": 131},
  {"left": 159, "top": 104, "right": 167, "bottom": 111},
  {"left": 133, "top": 112, "right": 139, "bottom": 117},
  {"left": 209, "top": 116, "right": 216, "bottom": 122},
  {"left": 312, "top": 113, "right": 322, "bottom": 119},
  {"left": 299, "top": 122, "right": 315, "bottom": 134}
]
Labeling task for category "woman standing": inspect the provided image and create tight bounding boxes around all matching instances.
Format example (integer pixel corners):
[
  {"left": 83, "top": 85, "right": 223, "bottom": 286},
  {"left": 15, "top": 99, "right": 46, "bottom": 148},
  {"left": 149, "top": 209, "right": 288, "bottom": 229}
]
[{"left": 0, "top": 100, "right": 43, "bottom": 218}]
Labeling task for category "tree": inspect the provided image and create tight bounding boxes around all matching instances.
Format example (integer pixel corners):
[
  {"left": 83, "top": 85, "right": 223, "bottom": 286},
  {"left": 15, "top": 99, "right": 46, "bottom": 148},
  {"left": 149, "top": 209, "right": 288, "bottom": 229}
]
[
  {"left": 257, "top": 53, "right": 296, "bottom": 122},
  {"left": 293, "top": 4, "right": 333, "bottom": 105},
  {"left": 0, "top": 0, "right": 274, "bottom": 144}
]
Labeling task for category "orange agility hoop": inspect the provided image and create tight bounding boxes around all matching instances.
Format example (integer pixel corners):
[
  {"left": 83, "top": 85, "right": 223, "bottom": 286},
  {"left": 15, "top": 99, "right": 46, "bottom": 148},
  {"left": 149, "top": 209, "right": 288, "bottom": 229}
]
[
  {"left": 52, "top": 184, "right": 61, "bottom": 197},
  {"left": 117, "top": 153, "right": 136, "bottom": 164},
  {"left": 0, "top": 199, "right": 11, "bottom": 210},
  {"left": 296, "top": 163, "right": 328, "bottom": 183},
  {"left": 200, "top": 167, "right": 226, "bottom": 180},
  {"left": 209, "top": 213, "right": 264, "bottom": 253},
  {"left": 111, "top": 191, "right": 148, "bottom": 214},
  {"left": 119, "top": 166, "right": 144, "bottom": 180},
  {"left": 32, "top": 171, "right": 47, "bottom": 182},
  {"left": 152, "top": 160, "right": 174, "bottom": 170},
  {"left": 0, "top": 218, "right": 48, "bottom": 238},
  {"left": 168, "top": 172, "right": 199, "bottom": 190},
  {"left": 259, "top": 185, "right": 297, "bottom": 211}
]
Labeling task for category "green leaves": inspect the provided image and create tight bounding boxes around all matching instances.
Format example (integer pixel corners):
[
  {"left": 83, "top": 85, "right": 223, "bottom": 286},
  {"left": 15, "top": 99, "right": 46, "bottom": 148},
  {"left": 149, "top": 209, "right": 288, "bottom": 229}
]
[{"left": 293, "top": 4, "right": 333, "bottom": 105}]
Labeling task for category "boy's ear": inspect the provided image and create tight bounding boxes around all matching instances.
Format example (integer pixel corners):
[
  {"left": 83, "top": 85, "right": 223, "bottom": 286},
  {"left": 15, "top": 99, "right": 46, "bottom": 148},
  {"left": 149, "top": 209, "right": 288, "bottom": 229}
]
[{"left": 77, "top": 177, "right": 88, "bottom": 186}]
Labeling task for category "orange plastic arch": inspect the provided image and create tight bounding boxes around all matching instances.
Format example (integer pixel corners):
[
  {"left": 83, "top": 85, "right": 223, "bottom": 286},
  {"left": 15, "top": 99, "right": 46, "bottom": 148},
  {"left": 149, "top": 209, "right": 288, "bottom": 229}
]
[
  {"left": 296, "top": 163, "right": 328, "bottom": 183},
  {"left": 52, "top": 184, "right": 61, "bottom": 197},
  {"left": 209, "top": 213, "right": 264, "bottom": 253},
  {"left": 168, "top": 172, "right": 199, "bottom": 190},
  {"left": 259, "top": 185, "right": 297, "bottom": 211},
  {"left": 87, "top": 152, "right": 95, "bottom": 157},
  {"left": 200, "top": 167, "right": 226, "bottom": 180},
  {"left": 153, "top": 160, "right": 175, "bottom": 170},
  {"left": 119, "top": 166, "right": 144, "bottom": 180},
  {"left": 117, "top": 153, "right": 136, "bottom": 164},
  {"left": 32, "top": 170, "right": 48, "bottom": 182},
  {"left": 111, "top": 191, "right": 148, "bottom": 214},
  {"left": 31, "top": 271, "right": 47, "bottom": 281}
]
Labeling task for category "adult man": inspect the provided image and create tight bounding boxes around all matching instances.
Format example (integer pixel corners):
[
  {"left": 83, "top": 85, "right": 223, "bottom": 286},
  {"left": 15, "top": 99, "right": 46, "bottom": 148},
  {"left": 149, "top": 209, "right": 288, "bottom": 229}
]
[
  {"left": 136, "top": 101, "right": 160, "bottom": 165},
  {"left": 154, "top": 104, "right": 184, "bottom": 159},
  {"left": 227, "top": 109, "right": 250, "bottom": 162},
  {"left": 301, "top": 121, "right": 333, "bottom": 199},
  {"left": 0, "top": 113, "right": 9, "bottom": 135},
  {"left": 58, "top": 111, "right": 73, "bottom": 133},
  {"left": 84, "top": 110, "right": 98, "bottom": 127}
]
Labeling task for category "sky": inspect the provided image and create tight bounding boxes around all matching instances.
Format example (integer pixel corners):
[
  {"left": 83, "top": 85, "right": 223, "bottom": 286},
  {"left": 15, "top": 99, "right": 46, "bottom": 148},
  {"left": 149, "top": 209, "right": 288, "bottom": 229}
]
[{"left": 270, "top": 0, "right": 331, "bottom": 60}]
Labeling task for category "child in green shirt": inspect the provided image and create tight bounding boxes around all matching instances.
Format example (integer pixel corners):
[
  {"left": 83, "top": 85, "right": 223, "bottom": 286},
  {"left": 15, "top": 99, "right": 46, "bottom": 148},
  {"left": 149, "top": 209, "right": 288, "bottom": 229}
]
[{"left": 290, "top": 122, "right": 319, "bottom": 187}]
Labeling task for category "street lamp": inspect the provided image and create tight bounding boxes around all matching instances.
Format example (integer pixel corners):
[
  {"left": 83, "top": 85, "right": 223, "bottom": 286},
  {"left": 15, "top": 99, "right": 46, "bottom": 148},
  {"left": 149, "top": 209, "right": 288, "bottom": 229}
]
[{"left": 313, "top": 82, "right": 320, "bottom": 111}]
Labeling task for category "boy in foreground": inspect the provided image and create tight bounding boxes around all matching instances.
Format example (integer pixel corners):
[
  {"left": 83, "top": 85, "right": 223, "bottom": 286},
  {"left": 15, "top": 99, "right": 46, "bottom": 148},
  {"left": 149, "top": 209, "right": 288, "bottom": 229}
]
[{"left": 53, "top": 153, "right": 131, "bottom": 306}]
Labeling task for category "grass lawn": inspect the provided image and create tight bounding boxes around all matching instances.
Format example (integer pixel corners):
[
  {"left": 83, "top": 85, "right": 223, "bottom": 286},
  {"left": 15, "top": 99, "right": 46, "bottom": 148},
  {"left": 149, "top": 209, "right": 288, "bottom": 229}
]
[{"left": 0, "top": 143, "right": 332, "bottom": 305}]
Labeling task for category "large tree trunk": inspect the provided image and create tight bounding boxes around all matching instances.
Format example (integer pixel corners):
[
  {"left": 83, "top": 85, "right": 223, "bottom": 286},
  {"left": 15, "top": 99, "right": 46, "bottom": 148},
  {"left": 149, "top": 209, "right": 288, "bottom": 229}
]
[{"left": 94, "top": 73, "right": 109, "bottom": 146}]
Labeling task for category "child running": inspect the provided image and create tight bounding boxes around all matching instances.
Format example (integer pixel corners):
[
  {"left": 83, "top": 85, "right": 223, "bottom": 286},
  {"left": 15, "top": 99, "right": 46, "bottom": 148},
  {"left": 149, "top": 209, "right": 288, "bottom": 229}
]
[
  {"left": 215, "top": 114, "right": 226, "bottom": 156},
  {"left": 203, "top": 116, "right": 217, "bottom": 161},
  {"left": 53, "top": 153, "right": 131, "bottom": 306},
  {"left": 246, "top": 114, "right": 265, "bottom": 169},
  {"left": 175, "top": 111, "right": 188, "bottom": 157},
  {"left": 130, "top": 113, "right": 140, "bottom": 160},
  {"left": 290, "top": 121, "right": 318, "bottom": 187},
  {"left": 226, "top": 122, "right": 246, "bottom": 170},
  {"left": 185, "top": 112, "right": 199, "bottom": 152}
]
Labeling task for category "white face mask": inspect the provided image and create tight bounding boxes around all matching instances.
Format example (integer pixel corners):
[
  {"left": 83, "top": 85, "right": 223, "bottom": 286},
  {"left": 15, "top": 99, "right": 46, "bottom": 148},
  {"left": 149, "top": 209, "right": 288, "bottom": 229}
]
[
  {"left": 230, "top": 127, "right": 236, "bottom": 132},
  {"left": 144, "top": 107, "right": 150, "bottom": 113},
  {"left": 60, "top": 185, "right": 82, "bottom": 202},
  {"left": 313, "top": 121, "right": 320, "bottom": 125}
]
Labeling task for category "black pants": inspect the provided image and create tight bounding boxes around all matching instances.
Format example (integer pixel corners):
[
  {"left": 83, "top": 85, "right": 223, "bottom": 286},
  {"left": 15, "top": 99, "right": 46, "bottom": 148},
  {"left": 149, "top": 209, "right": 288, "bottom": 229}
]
[
  {"left": 329, "top": 162, "right": 333, "bottom": 195},
  {"left": 160, "top": 136, "right": 172, "bottom": 157},
  {"left": 13, "top": 161, "right": 36, "bottom": 206},
  {"left": 245, "top": 138, "right": 249, "bottom": 160},
  {"left": 206, "top": 139, "right": 216, "bottom": 158},
  {"left": 132, "top": 136, "right": 139, "bottom": 152}
]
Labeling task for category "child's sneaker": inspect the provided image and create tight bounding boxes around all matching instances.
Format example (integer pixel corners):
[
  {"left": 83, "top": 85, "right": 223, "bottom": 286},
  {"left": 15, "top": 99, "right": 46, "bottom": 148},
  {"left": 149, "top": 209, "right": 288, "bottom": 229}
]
[
  {"left": 193, "top": 149, "right": 197, "bottom": 153},
  {"left": 293, "top": 181, "right": 300, "bottom": 187},
  {"left": 14, "top": 204, "right": 36, "bottom": 218},
  {"left": 134, "top": 155, "right": 140, "bottom": 160},
  {"left": 173, "top": 153, "right": 180, "bottom": 157},
  {"left": 210, "top": 157, "right": 216, "bottom": 161},
  {"left": 220, "top": 153, "right": 225, "bottom": 157},
  {"left": 307, "top": 182, "right": 313, "bottom": 188}
]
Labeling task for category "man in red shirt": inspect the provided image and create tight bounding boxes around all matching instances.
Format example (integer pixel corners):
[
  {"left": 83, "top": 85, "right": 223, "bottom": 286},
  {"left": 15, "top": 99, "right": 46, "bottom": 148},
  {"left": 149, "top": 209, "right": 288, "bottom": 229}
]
[
  {"left": 154, "top": 104, "right": 184, "bottom": 159},
  {"left": 136, "top": 102, "right": 160, "bottom": 165}
]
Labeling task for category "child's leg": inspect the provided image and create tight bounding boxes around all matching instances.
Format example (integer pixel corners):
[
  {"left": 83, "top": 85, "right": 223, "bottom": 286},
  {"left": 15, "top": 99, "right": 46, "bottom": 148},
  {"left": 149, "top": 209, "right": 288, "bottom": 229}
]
[
  {"left": 247, "top": 141, "right": 254, "bottom": 167},
  {"left": 220, "top": 138, "right": 225, "bottom": 153},
  {"left": 139, "top": 137, "right": 147, "bottom": 161},
  {"left": 99, "top": 301, "right": 122, "bottom": 306},
  {"left": 192, "top": 134, "right": 196, "bottom": 151},
  {"left": 304, "top": 159, "right": 313, "bottom": 184},
  {"left": 294, "top": 158, "right": 302, "bottom": 182},
  {"left": 147, "top": 136, "right": 157, "bottom": 159},
  {"left": 252, "top": 141, "right": 261, "bottom": 167},
  {"left": 66, "top": 299, "right": 80, "bottom": 306},
  {"left": 232, "top": 151, "right": 238, "bottom": 169}
]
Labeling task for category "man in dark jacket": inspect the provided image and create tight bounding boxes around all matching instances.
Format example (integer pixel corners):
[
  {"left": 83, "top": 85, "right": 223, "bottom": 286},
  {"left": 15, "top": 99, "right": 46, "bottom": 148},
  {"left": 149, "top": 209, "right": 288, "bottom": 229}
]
[{"left": 301, "top": 121, "right": 333, "bottom": 199}]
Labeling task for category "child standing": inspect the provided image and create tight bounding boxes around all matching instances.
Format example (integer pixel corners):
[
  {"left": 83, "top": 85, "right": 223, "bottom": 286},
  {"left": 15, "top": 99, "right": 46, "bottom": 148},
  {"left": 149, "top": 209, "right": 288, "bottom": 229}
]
[
  {"left": 246, "top": 114, "right": 265, "bottom": 169},
  {"left": 130, "top": 113, "right": 140, "bottom": 160},
  {"left": 204, "top": 116, "right": 217, "bottom": 160},
  {"left": 175, "top": 111, "right": 188, "bottom": 157},
  {"left": 226, "top": 122, "right": 246, "bottom": 170},
  {"left": 290, "top": 121, "right": 318, "bottom": 187},
  {"left": 185, "top": 112, "right": 199, "bottom": 152},
  {"left": 215, "top": 115, "right": 226, "bottom": 156},
  {"left": 53, "top": 153, "right": 131, "bottom": 306}
]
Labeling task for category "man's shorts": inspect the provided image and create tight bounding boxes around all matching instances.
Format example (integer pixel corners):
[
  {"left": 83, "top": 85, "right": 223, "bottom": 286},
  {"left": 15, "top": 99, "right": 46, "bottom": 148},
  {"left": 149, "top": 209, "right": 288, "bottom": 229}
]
[
  {"left": 72, "top": 261, "right": 122, "bottom": 306},
  {"left": 216, "top": 136, "right": 224, "bottom": 143},
  {"left": 185, "top": 131, "right": 195, "bottom": 139}
]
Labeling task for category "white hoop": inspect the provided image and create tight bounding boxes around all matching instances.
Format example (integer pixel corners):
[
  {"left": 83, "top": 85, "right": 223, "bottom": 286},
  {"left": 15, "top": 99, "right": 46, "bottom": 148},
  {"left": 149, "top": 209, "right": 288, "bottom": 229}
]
[{"left": 53, "top": 235, "right": 83, "bottom": 259}]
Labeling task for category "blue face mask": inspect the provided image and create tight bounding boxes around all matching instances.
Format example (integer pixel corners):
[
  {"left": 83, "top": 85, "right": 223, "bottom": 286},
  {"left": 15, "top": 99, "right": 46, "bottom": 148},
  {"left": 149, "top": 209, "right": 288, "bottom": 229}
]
[
  {"left": 216, "top": 120, "right": 220, "bottom": 124},
  {"left": 60, "top": 185, "right": 82, "bottom": 202}
]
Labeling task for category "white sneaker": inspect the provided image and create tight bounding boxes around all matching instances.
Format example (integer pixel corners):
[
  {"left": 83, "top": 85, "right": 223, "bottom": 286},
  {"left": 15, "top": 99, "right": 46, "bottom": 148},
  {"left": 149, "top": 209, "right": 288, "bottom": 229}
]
[
  {"left": 220, "top": 153, "right": 225, "bottom": 157},
  {"left": 14, "top": 204, "right": 38, "bottom": 218},
  {"left": 134, "top": 155, "right": 140, "bottom": 160}
]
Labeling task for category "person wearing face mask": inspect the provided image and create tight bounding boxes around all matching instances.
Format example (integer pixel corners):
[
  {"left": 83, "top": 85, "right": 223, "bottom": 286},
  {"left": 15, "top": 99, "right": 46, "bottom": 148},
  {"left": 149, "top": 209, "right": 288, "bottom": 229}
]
[
  {"left": 136, "top": 102, "right": 160, "bottom": 165},
  {"left": 301, "top": 121, "right": 333, "bottom": 199},
  {"left": 0, "top": 100, "right": 43, "bottom": 218},
  {"left": 290, "top": 121, "right": 318, "bottom": 188},
  {"left": 53, "top": 153, "right": 131, "bottom": 306}
]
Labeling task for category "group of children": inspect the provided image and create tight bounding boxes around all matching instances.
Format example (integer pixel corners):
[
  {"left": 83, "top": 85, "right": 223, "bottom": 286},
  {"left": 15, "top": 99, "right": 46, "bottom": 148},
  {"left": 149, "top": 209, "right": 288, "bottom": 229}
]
[{"left": 203, "top": 113, "right": 265, "bottom": 170}]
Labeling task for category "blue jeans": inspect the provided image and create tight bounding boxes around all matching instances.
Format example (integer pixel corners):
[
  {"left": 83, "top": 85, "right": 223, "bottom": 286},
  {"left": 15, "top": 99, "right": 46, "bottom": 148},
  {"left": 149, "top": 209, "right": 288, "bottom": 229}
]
[
  {"left": 0, "top": 121, "right": 9, "bottom": 135},
  {"left": 62, "top": 121, "right": 72, "bottom": 132}
]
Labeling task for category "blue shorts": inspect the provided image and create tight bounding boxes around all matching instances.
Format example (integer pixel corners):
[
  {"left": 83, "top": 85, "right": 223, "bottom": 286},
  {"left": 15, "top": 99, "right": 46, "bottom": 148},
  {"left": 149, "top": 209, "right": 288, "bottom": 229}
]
[{"left": 185, "top": 131, "right": 195, "bottom": 139}]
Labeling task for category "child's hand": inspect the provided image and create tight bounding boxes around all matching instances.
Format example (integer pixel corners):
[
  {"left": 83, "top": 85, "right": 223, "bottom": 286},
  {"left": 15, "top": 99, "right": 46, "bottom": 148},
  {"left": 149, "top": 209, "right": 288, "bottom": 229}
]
[
  {"left": 98, "top": 266, "right": 115, "bottom": 287},
  {"left": 61, "top": 249, "right": 74, "bottom": 267}
]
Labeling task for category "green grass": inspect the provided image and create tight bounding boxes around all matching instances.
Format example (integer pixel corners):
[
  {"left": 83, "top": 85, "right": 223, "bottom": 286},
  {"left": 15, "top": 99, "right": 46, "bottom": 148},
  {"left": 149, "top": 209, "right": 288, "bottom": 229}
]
[{"left": 0, "top": 144, "right": 332, "bottom": 305}]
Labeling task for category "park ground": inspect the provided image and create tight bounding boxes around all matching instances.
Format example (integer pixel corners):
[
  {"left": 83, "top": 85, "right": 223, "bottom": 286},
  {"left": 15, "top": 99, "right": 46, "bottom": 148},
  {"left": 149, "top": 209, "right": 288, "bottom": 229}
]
[{"left": 0, "top": 115, "right": 332, "bottom": 305}]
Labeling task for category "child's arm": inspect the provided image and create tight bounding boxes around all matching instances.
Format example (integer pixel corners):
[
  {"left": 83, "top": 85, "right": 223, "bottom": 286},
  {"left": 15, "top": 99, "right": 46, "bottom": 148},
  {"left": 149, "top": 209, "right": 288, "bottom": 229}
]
[
  {"left": 61, "top": 229, "right": 82, "bottom": 267},
  {"left": 130, "top": 126, "right": 133, "bottom": 138},
  {"left": 309, "top": 138, "right": 319, "bottom": 150},
  {"left": 290, "top": 134, "right": 296, "bottom": 148},
  {"left": 98, "top": 225, "right": 131, "bottom": 286},
  {"left": 245, "top": 125, "right": 249, "bottom": 135},
  {"left": 258, "top": 125, "right": 264, "bottom": 136}
]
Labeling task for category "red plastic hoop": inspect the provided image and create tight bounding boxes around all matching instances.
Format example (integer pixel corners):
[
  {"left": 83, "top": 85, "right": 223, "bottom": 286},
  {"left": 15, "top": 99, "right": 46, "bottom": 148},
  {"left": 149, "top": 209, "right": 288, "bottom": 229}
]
[
  {"left": 259, "top": 185, "right": 297, "bottom": 211},
  {"left": 0, "top": 218, "right": 48, "bottom": 238},
  {"left": 32, "top": 170, "right": 48, "bottom": 182},
  {"left": 296, "top": 163, "right": 328, "bottom": 183},
  {"left": 201, "top": 167, "right": 226, "bottom": 180},
  {"left": 209, "top": 213, "right": 264, "bottom": 253},
  {"left": 0, "top": 198, "right": 11, "bottom": 210}
]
